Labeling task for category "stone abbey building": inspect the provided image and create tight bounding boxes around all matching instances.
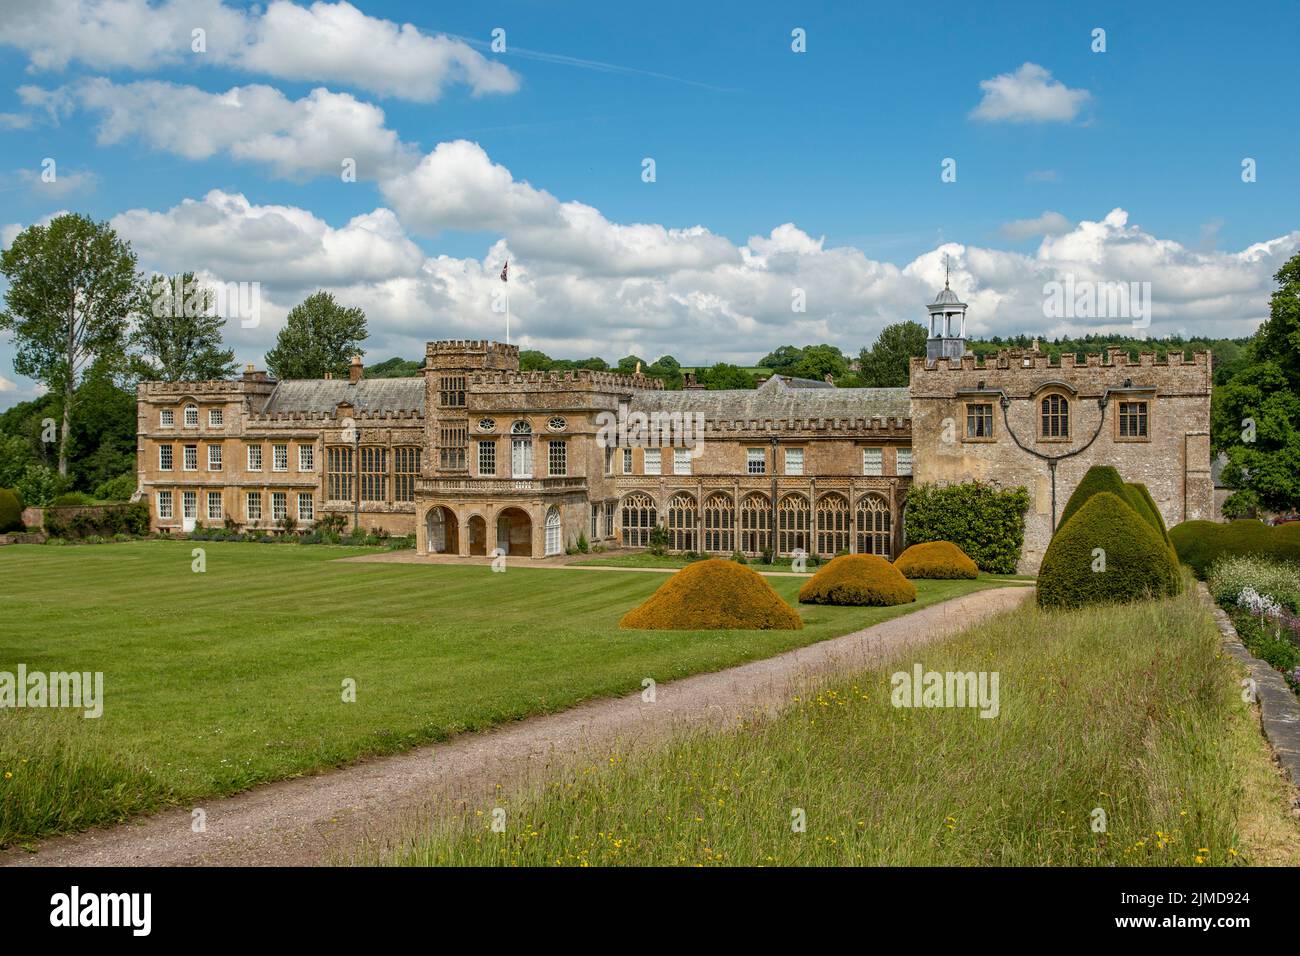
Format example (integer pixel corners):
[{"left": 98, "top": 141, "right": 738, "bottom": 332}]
[{"left": 135, "top": 287, "right": 1214, "bottom": 571}]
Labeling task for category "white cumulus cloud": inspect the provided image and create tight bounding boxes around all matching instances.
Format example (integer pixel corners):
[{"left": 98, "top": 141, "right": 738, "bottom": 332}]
[
  {"left": 999, "top": 211, "right": 1072, "bottom": 241},
  {"left": 0, "top": 0, "right": 518, "bottom": 103},
  {"left": 75, "top": 78, "right": 415, "bottom": 180},
  {"left": 971, "top": 63, "right": 1090, "bottom": 123}
]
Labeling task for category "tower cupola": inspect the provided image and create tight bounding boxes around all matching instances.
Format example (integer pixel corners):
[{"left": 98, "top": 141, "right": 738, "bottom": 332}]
[{"left": 926, "top": 256, "right": 968, "bottom": 363}]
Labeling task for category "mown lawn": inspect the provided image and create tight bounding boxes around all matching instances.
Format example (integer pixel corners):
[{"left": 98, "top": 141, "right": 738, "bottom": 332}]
[
  {"left": 386, "top": 584, "right": 1300, "bottom": 867},
  {"left": 0, "top": 540, "right": 1003, "bottom": 846}
]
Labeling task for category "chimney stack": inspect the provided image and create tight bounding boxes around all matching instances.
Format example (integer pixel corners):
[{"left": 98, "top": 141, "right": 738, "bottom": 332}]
[{"left": 349, "top": 355, "right": 363, "bottom": 384}]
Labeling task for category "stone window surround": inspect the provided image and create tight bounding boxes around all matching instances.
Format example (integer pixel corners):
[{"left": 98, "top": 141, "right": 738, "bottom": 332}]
[
  {"left": 1036, "top": 387, "right": 1073, "bottom": 443},
  {"left": 962, "top": 400, "right": 997, "bottom": 443},
  {"left": 1114, "top": 394, "right": 1155, "bottom": 443}
]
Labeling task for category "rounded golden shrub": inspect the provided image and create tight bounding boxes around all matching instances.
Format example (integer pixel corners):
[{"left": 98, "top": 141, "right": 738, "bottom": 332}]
[
  {"left": 620, "top": 558, "right": 803, "bottom": 630},
  {"left": 797, "top": 554, "right": 917, "bottom": 606},
  {"left": 893, "top": 541, "right": 979, "bottom": 579}
]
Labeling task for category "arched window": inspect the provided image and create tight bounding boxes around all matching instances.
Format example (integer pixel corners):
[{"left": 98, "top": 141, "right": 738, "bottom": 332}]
[
  {"left": 510, "top": 420, "right": 533, "bottom": 477},
  {"left": 856, "top": 494, "right": 892, "bottom": 558},
  {"left": 621, "top": 493, "right": 657, "bottom": 547},
  {"left": 815, "top": 493, "right": 850, "bottom": 556},
  {"left": 739, "top": 493, "right": 770, "bottom": 555},
  {"left": 777, "top": 494, "right": 810, "bottom": 556},
  {"left": 666, "top": 493, "right": 697, "bottom": 552},
  {"left": 544, "top": 507, "right": 562, "bottom": 556},
  {"left": 183, "top": 403, "right": 199, "bottom": 428},
  {"left": 1040, "top": 394, "right": 1069, "bottom": 439},
  {"left": 703, "top": 493, "right": 735, "bottom": 554}
]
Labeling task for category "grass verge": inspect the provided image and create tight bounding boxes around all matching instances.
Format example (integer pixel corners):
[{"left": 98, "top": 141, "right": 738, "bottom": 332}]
[{"left": 385, "top": 585, "right": 1300, "bottom": 866}]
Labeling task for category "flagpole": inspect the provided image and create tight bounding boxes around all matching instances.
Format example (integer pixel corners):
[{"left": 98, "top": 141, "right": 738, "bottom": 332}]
[{"left": 505, "top": 289, "right": 510, "bottom": 346}]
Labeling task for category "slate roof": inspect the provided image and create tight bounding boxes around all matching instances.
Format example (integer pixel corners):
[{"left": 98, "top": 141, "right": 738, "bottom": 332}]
[
  {"left": 760, "top": 374, "right": 836, "bottom": 390},
  {"left": 259, "top": 378, "right": 425, "bottom": 415},
  {"left": 629, "top": 385, "right": 910, "bottom": 422}
]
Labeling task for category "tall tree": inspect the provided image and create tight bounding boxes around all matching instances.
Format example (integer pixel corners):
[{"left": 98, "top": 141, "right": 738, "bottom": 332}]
[
  {"left": 758, "top": 345, "right": 802, "bottom": 372},
  {"left": 264, "top": 291, "right": 368, "bottom": 380},
  {"left": 0, "top": 214, "right": 139, "bottom": 476},
  {"left": 699, "top": 363, "right": 757, "bottom": 389},
  {"left": 1210, "top": 252, "right": 1300, "bottom": 513},
  {"left": 790, "top": 344, "right": 849, "bottom": 381},
  {"left": 859, "top": 321, "right": 928, "bottom": 387},
  {"left": 132, "top": 272, "right": 238, "bottom": 381}
]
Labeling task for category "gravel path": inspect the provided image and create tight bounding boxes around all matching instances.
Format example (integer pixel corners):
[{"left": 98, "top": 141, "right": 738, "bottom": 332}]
[{"left": 3, "top": 585, "right": 1032, "bottom": 867}]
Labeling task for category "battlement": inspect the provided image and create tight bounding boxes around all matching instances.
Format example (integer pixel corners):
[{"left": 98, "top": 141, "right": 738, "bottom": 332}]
[
  {"left": 704, "top": 416, "right": 910, "bottom": 435},
  {"left": 138, "top": 379, "right": 266, "bottom": 398},
  {"left": 468, "top": 369, "right": 666, "bottom": 391},
  {"left": 425, "top": 339, "right": 520, "bottom": 358},
  {"left": 244, "top": 408, "right": 422, "bottom": 424},
  {"left": 911, "top": 348, "right": 1212, "bottom": 374}
]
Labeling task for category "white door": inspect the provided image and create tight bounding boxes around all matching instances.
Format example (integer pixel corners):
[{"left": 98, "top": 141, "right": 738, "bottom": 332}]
[
  {"left": 511, "top": 439, "right": 532, "bottom": 478},
  {"left": 544, "top": 508, "right": 561, "bottom": 556},
  {"left": 182, "top": 491, "right": 197, "bottom": 532}
]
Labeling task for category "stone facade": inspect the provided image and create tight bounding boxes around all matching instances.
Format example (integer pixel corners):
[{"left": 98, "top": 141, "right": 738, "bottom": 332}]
[
  {"left": 135, "top": 295, "right": 1213, "bottom": 571},
  {"left": 909, "top": 346, "right": 1213, "bottom": 571}
]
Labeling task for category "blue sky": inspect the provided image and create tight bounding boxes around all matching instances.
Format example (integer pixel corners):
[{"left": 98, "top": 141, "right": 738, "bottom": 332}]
[{"left": 1, "top": 0, "right": 1297, "bottom": 407}]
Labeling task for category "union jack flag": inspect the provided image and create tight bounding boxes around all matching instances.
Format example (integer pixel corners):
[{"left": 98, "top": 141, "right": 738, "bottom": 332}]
[{"left": 500, "top": 261, "right": 508, "bottom": 282}]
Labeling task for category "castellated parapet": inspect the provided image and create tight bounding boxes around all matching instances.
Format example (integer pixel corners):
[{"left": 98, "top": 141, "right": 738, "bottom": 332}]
[
  {"left": 468, "top": 368, "right": 665, "bottom": 392},
  {"left": 909, "top": 347, "right": 1213, "bottom": 573},
  {"left": 425, "top": 339, "right": 520, "bottom": 373}
]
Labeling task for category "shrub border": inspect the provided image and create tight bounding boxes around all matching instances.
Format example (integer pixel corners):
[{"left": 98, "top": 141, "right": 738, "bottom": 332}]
[{"left": 1201, "top": 582, "right": 1300, "bottom": 788}]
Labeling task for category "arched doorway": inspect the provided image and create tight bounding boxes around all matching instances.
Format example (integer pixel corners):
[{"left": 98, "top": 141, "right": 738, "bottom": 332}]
[
  {"left": 467, "top": 514, "right": 487, "bottom": 556},
  {"left": 426, "top": 506, "right": 459, "bottom": 554},
  {"left": 497, "top": 507, "right": 532, "bottom": 556}
]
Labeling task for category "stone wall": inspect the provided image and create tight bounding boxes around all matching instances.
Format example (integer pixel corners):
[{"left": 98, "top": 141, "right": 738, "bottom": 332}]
[{"left": 909, "top": 348, "right": 1213, "bottom": 572}]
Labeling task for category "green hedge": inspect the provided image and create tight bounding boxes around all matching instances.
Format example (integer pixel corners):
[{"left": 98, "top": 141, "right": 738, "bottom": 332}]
[
  {"left": 0, "top": 487, "right": 22, "bottom": 533},
  {"left": 1058, "top": 466, "right": 1172, "bottom": 545},
  {"left": 43, "top": 501, "right": 149, "bottom": 539},
  {"left": 1038, "top": 492, "right": 1182, "bottom": 609},
  {"left": 1058, "top": 466, "right": 1129, "bottom": 530},
  {"left": 1127, "top": 482, "right": 1171, "bottom": 543},
  {"left": 1170, "top": 518, "right": 1300, "bottom": 578},
  {"left": 903, "top": 481, "right": 1030, "bottom": 574}
]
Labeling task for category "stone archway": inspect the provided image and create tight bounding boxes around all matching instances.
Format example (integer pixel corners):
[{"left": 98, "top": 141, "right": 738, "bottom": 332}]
[
  {"left": 426, "top": 506, "right": 459, "bottom": 554},
  {"left": 496, "top": 507, "right": 532, "bottom": 557},
  {"left": 467, "top": 514, "right": 488, "bottom": 556}
]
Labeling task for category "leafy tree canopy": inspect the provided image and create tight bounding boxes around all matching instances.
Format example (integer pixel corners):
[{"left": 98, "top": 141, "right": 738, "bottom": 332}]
[
  {"left": 1210, "top": 252, "right": 1300, "bottom": 512},
  {"left": 0, "top": 213, "right": 138, "bottom": 475},
  {"left": 132, "top": 272, "right": 238, "bottom": 382},
  {"left": 265, "top": 291, "right": 368, "bottom": 380},
  {"left": 859, "top": 321, "right": 928, "bottom": 387}
]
